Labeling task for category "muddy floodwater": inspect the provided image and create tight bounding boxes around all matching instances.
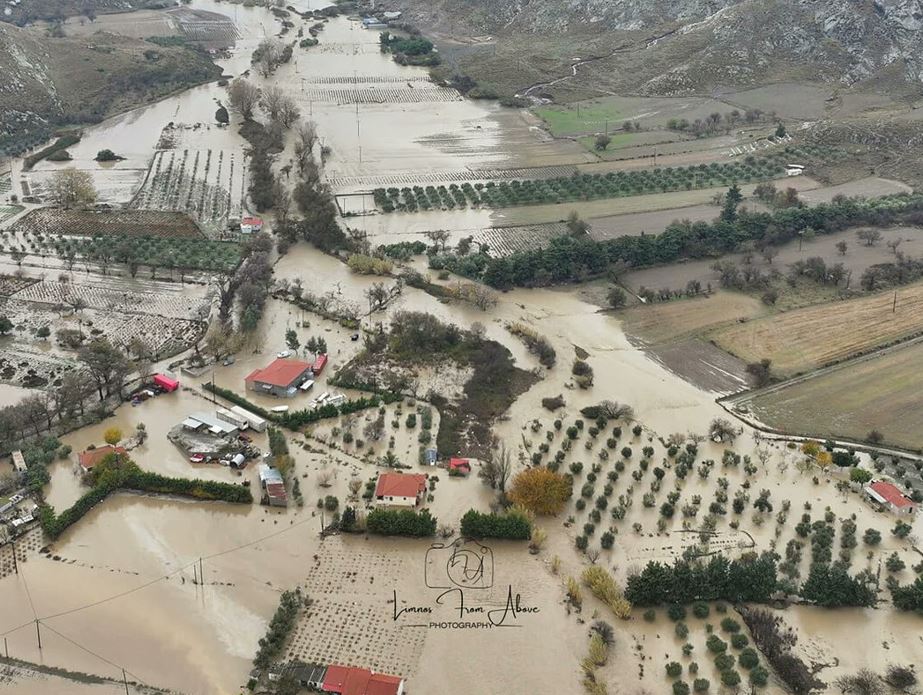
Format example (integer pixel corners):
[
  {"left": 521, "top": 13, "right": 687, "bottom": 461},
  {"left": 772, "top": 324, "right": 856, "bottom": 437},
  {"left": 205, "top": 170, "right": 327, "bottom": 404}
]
[{"left": 4, "top": 2, "right": 923, "bottom": 694}]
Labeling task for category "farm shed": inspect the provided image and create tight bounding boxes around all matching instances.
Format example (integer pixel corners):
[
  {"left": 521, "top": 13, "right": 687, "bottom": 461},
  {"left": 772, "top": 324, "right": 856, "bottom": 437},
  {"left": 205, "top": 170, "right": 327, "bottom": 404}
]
[
  {"left": 449, "top": 458, "right": 471, "bottom": 475},
  {"left": 216, "top": 407, "right": 249, "bottom": 430},
  {"left": 276, "top": 662, "right": 327, "bottom": 689},
  {"left": 245, "top": 358, "right": 313, "bottom": 397},
  {"left": 240, "top": 216, "right": 263, "bottom": 234},
  {"left": 230, "top": 405, "right": 267, "bottom": 432},
  {"left": 182, "top": 412, "right": 239, "bottom": 437},
  {"left": 258, "top": 463, "right": 287, "bottom": 506},
  {"left": 154, "top": 374, "right": 180, "bottom": 392},
  {"left": 374, "top": 472, "right": 427, "bottom": 508},
  {"left": 312, "top": 354, "right": 329, "bottom": 375},
  {"left": 322, "top": 665, "right": 404, "bottom": 695},
  {"left": 865, "top": 481, "right": 915, "bottom": 515},
  {"left": 77, "top": 445, "right": 126, "bottom": 473},
  {"left": 11, "top": 450, "right": 26, "bottom": 473}
]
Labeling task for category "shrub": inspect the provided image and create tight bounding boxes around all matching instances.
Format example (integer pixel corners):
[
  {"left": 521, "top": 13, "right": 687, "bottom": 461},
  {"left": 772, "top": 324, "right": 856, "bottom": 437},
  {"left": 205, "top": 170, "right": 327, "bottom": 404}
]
[
  {"left": 720, "top": 670, "right": 741, "bottom": 687},
  {"left": 643, "top": 608, "right": 656, "bottom": 622},
  {"left": 582, "top": 565, "right": 632, "bottom": 619},
  {"left": 692, "top": 678, "right": 710, "bottom": 692},
  {"left": 666, "top": 662, "right": 683, "bottom": 678},
  {"left": 366, "top": 508, "right": 437, "bottom": 536},
  {"left": 692, "top": 602, "right": 710, "bottom": 619},
  {"left": 672, "top": 682, "right": 690, "bottom": 695},
  {"left": 720, "top": 617, "right": 741, "bottom": 633},
  {"left": 714, "top": 654, "right": 735, "bottom": 672},
  {"left": 730, "top": 633, "right": 749, "bottom": 649},
  {"left": 667, "top": 604, "right": 687, "bottom": 622},
  {"left": 460, "top": 508, "right": 532, "bottom": 540},
  {"left": 738, "top": 648, "right": 759, "bottom": 670},
  {"left": 706, "top": 635, "right": 727, "bottom": 653}
]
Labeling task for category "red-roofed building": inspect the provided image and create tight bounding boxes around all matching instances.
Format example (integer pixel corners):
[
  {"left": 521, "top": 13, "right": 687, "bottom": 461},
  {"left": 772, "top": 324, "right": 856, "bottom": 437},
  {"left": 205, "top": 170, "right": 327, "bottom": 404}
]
[
  {"left": 374, "top": 472, "right": 427, "bottom": 508},
  {"left": 322, "top": 665, "right": 404, "bottom": 695},
  {"left": 153, "top": 373, "right": 179, "bottom": 392},
  {"left": 245, "top": 358, "right": 313, "bottom": 397},
  {"left": 448, "top": 458, "right": 470, "bottom": 475},
  {"left": 866, "top": 481, "right": 915, "bottom": 515},
  {"left": 240, "top": 216, "right": 263, "bottom": 234},
  {"left": 77, "top": 445, "right": 126, "bottom": 473}
]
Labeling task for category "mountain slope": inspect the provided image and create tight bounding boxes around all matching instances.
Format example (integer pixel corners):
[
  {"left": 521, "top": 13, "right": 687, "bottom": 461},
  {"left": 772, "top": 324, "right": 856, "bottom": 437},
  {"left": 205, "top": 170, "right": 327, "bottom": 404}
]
[
  {"left": 384, "top": 0, "right": 923, "bottom": 97},
  {"left": 0, "top": 23, "right": 221, "bottom": 155}
]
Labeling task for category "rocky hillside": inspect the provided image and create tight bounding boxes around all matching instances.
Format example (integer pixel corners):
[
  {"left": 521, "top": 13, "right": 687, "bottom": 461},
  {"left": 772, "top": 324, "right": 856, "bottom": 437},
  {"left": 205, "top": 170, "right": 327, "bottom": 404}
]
[
  {"left": 0, "top": 23, "right": 221, "bottom": 155},
  {"left": 384, "top": 0, "right": 923, "bottom": 96}
]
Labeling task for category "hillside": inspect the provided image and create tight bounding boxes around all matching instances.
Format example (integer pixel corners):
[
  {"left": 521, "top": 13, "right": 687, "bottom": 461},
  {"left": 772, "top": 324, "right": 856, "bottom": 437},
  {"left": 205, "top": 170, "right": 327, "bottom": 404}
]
[
  {"left": 0, "top": 22, "right": 221, "bottom": 155},
  {"left": 380, "top": 0, "right": 923, "bottom": 100}
]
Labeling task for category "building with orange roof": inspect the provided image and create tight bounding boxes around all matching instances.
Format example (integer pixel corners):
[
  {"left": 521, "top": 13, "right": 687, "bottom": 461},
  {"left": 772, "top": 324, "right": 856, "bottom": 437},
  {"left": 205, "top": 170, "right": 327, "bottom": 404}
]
[
  {"left": 77, "top": 445, "right": 126, "bottom": 473},
  {"left": 373, "top": 472, "right": 427, "bottom": 508},
  {"left": 321, "top": 665, "right": 404, "bottom": 695},
  {"left": 244, "top": 358, "right": 313, "bottom": 397}
]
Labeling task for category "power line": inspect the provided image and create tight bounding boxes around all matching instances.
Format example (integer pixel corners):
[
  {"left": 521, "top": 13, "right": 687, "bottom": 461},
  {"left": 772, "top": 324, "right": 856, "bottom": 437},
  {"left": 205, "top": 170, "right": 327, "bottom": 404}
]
[
  {"left": 38, "top": 621, "right": 146, "bottom": 684},
  {"left": 19, "top": 511, "right": 316, "bottom": 626}
]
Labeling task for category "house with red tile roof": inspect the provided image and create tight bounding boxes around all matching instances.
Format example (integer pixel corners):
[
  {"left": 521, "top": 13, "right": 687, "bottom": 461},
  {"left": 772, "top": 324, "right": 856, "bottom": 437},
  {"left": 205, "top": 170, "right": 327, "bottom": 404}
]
[
  {"left": 448, "top": 458, "right": 471, "bottom": 475},
  {"left": 245, "top": 358, "right": 313, "bottom": 398},
  {"left": 866, "top": 480, "right": 915, "bottom": 515},
  {"left": 322, "top": 665, "right": 404, "bottom": 695},
  {"left": 373, "top": 472, "right": 427, "bottom": 508},
  {"left": 77, "top": 445, "right": 127, "bottom": 473}
]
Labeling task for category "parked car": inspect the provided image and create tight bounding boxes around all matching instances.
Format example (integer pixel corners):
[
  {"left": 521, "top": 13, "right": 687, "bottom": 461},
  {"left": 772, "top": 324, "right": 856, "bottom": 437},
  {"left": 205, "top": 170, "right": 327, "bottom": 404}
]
[
  {"left": 277, "top": 349, "right": 292, "bottom": 358},
  {"left": 351, "top": 333, "right": 360, "bottom": 341},
  {"left": 222, "top": 356, "right": 236, "bottom": 366},
  {"left": 9, "top": 494, "right": 24, "bottom": 504},
  {"left": 189, "top": 454, "right": 206, "bottom": 463}
]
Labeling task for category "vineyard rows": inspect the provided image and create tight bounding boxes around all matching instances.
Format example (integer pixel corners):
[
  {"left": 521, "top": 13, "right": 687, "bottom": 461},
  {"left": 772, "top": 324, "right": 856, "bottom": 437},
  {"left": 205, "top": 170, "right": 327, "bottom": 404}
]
[
  {"left": 12, "top": 280, "right": 211, "bottom": 320},
  {"left": 132, "top": 148, "right": 246, "bottom": 226},
  {"left": 301, "top": 86, "right": 461, "bottom": 104},
  {"left": 305, "top": 75, "right": 432, "bottom": 85},
  {"left": 471, "top": 223, "right": 570, "bottom": 257},
  {"left": 11, "top": 208, "right": 201, "bottom": 239}
]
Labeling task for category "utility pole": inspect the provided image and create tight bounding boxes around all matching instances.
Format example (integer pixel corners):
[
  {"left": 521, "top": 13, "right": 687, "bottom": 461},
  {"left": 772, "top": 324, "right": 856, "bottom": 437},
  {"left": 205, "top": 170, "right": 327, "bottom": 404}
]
[
  {"left": 10, "top": 539, "right": 17, "bottom": 574},
  {"left": 4, "top": 637, "right": 8, "bottom": 658},
  {"left": 35, "top": 620, "right": 41, "bottom": 651},
  {"left": 199, "top": 557, "right": 204, "bottom": 586},
  {"left": 893, "top": 289, "right": 897, "bottom": 313},
  {"left": 122, "top": 668, "right": 130, "bottom": 695}
]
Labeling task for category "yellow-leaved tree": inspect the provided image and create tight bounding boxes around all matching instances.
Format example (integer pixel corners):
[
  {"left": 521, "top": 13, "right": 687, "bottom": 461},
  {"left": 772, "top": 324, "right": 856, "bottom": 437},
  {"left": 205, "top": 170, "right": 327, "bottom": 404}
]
[{"left": 508, "top": 467, "right": 571, "bottom": 515}]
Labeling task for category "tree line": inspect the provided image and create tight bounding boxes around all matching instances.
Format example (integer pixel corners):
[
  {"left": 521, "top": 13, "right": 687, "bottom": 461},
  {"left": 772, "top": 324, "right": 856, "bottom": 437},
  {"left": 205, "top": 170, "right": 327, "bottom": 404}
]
[{"left": 434, "top": 194, "right": 923, "bottom": 289}]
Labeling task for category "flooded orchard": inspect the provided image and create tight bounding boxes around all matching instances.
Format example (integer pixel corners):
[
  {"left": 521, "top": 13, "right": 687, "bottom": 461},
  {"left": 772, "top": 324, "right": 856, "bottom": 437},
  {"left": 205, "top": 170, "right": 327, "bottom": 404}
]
[{"left": 2, "top": 0, "right": 922, "bottom": 693}]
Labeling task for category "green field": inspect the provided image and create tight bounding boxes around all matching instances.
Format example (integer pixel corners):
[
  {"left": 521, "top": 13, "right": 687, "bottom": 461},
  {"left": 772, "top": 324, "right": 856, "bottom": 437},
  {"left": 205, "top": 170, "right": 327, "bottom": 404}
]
[
  {"left": 748, "top": 340, "right": 923, "bottom": 451},
  {"left": 535, "top": 102, "right": 628, "bottom": 136},
  {"left": 533, "top": 95, "right": 732, "bottom": 137}
]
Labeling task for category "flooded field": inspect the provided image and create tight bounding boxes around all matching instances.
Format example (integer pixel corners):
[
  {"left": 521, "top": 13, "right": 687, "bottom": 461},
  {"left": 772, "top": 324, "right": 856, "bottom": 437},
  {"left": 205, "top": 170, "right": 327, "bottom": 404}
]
[{"left": 2, "top": 2, "right": 922, "bottom": 694}]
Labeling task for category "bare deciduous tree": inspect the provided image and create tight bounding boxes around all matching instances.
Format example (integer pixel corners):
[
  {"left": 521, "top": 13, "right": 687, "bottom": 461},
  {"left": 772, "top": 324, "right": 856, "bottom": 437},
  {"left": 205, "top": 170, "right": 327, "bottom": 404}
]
[
  {"left": 228, "top": 78, "right": 260, "bottom": 120},
  {"left": 47, "top": 168, "right": 96, "bottom": 208}
]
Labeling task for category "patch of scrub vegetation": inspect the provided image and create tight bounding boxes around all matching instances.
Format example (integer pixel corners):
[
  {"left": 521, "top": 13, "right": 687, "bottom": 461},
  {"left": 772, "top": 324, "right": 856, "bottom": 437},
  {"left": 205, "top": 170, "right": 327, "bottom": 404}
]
[
  {"left": 379, "top": 30, "right": 440, "bottom": 66},
  {"left": 335, "top": 311, "right": 538, "bottom": 457}
]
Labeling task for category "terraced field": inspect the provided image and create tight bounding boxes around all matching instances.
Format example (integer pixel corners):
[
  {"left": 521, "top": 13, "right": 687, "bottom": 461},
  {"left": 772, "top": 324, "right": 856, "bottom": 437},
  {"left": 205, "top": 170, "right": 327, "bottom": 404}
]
[{"left": 712, "top": 281, "right": 923, "bottom": 376}]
